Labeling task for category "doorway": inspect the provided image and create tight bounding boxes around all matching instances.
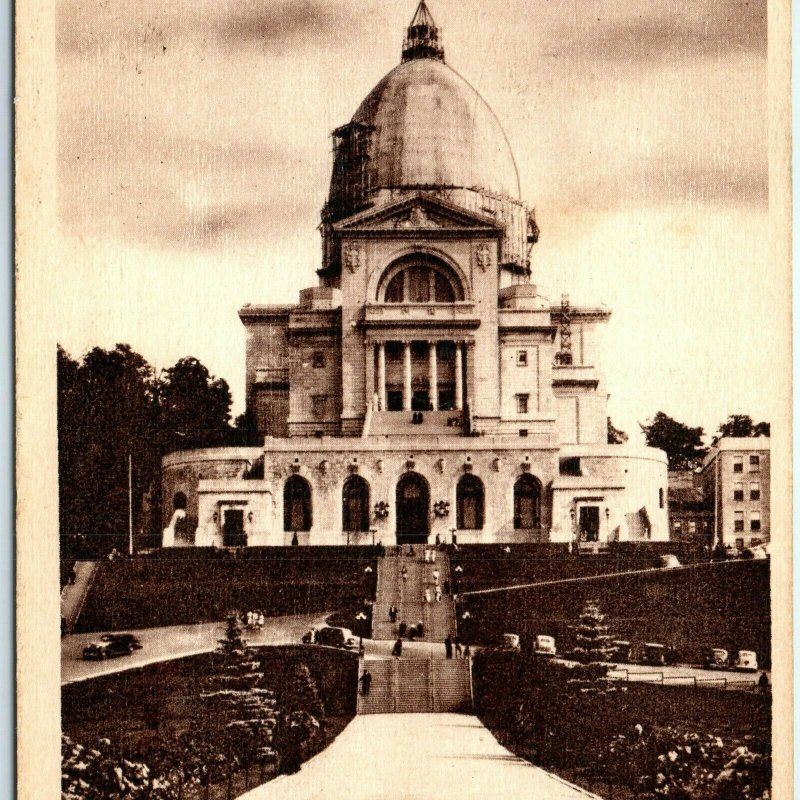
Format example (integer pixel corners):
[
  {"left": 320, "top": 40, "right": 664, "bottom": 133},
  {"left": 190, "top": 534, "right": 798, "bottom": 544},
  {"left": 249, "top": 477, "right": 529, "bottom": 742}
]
[
  {"left": 223, "top": 509, "right": 246, "bottom": 547},
  {"left": 579, "top": 506, "right": 600, "bottom": 542},
  {"left": 395, "top": 472, "right": 430, "bottom": 544}
]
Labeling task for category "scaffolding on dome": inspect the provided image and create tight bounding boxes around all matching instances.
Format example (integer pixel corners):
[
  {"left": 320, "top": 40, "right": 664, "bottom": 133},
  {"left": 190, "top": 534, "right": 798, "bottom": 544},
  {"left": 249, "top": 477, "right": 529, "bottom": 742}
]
[{"left": 555, "top": 293, "right": 573, "bottom": 365}]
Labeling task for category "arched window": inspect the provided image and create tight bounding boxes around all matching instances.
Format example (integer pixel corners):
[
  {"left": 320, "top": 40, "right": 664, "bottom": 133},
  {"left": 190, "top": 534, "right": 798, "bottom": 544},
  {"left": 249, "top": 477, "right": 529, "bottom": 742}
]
[
  {"left": 342, "top": 475, "right": 370, "bottom": 532},
  {"left": 173, "top": 491, "right": 187, "bottom": 510},
  {"left": 379, "top": 256, "right": 464, "bottom": 304},
  {"left": 514, "top": 474, "right": 541, "bottom": 529},
  {"left": 284, "top": 475, "right": 312, "bottom": 532},
  {"left": 457, "top": 474, "right": 484, "bottom": 530}
]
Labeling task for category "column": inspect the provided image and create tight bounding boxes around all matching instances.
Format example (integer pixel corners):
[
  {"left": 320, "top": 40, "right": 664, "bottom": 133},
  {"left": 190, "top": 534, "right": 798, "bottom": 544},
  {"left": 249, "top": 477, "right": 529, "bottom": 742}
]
[
  {"left": 377, "top": 342, "right": 386, "bottom": 411},
  {"left": 454, "top": 341, "right": 463, "bottom": 411},
  {"left": 403, "top": 341, "right": 412, "bottom": 411},
  {"left": 428, "top": 340, "right": 438, "bottom": 410}
]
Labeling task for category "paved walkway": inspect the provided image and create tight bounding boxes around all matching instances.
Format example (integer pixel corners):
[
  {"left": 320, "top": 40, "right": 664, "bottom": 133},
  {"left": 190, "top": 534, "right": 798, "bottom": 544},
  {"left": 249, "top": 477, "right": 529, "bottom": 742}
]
[
  {"left": 61, "top": 612, "right": 330, "bottom": 684},
  {"left": 60, "top": 561, "right": 98, "bottom": 631},
  {"left": 241, "top": 714, "right": 599, "bottom": 799}
]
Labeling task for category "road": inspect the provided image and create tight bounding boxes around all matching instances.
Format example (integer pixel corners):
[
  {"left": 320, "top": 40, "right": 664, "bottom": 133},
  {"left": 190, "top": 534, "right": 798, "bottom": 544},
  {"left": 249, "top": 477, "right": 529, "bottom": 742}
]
[
  {"left": 61, "top": 612, "right": 330, "bottom": 684},
  {"left": 240, "top": 714, "right": 601, "bottom": 800}
]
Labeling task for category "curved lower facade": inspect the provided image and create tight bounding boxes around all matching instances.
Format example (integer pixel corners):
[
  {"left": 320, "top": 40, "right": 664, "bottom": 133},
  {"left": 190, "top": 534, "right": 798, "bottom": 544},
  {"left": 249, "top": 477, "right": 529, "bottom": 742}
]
[{"left": 161, "top": 440, "right": 668, "bottom": 547}]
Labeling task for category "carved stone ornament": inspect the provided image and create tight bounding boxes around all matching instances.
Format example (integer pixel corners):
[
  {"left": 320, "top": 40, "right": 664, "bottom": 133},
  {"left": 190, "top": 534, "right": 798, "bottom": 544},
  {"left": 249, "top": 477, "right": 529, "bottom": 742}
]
[
  {"left": 290, "top": 460, "right": 301, "bottom": 474},
  {"left": 475, "top": 243, "right": 491, "bottom": 272},
  {"left": 406, "top": 458, "right": 416, "bottom": 471},
  {"left": 395, "top": 205, "right": 439, "bottom": 229},
  {"left": 492, "top": 457, "right": 502, "bottom": 472},
  {"left": 435, "top": 458, "right": 445, "bottom": 474},
  {"left": 343, "top": 241, "right": 363, "bottom": 273}
]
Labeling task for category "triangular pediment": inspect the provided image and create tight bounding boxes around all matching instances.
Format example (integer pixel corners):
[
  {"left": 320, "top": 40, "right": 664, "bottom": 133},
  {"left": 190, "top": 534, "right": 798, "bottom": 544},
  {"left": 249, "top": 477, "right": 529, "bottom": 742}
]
[{"left": 332, "top": 193, "right": 502, "bottom": 234}]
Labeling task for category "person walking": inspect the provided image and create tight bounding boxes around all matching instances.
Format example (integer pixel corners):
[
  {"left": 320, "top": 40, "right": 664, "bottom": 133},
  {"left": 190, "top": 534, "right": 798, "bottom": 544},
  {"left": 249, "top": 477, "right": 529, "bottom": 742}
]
[
  {"left": 392, "top": 638, "right": 403, "bottom": 658},
  {"left": 455, "top": 637, "right": 463, "bottom": 658},
  {"left": 398, "top": 621, "right": 407, "bottom": 637},
  {"left": 435, "top": 585, "right": 442, "bottom": 603},
  {"left": 416, "top": 619, "right": 424, "bottom": 639},
  {"left": 401, "top": 565, "right": 408, "bottom": 582},
  {"left": 424, "top": 587, "right": 432, "bottom": 604},
  {"left": 444, "top": 634, "right": 453, "bottom": 659},
  {"left": 360, "top": 669, "right": 372, "bottom": 696},
  {"left": 463, "top": 644, "right": 471, "bottom": 659},
  {"left": 432, "top": 568, "right": 440, "bottom": 584}
]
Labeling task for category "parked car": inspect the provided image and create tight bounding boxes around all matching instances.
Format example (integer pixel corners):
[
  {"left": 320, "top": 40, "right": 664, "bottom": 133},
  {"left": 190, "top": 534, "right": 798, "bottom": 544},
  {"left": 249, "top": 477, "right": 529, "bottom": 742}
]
[
  {"left": 611, "top": 640, "right": 632, "bottom": 663},
  {"left": 743, "top": 546, "right": 768, "bottom": 560},
  {"left": 705, "top": 648, "right": 730, "bottom": 670},
  {"left": 533, "top": 635, "right": 556, "bottom": 656},
  {"left": 502, "top": 633, "right": 521, "bottom": 651},
  {"left": 732, "top": 650, "right": 759, "bottom": 672},
  {"left": 304, "top": 626, "right": 357, "bottom": 650},
  {"left": 639, "top": 642, "right": 677, "bottom": 666},
  {"left": 82, "top": 633, "right": 143, "bottom": 660},
  {"left": 660, "top": 554, "right": 681, "bottom": 569}
]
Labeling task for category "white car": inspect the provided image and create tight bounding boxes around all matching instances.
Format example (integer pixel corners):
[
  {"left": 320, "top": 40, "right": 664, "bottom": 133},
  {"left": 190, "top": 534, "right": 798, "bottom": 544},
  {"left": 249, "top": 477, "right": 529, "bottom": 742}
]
[
  {"left": 732, "top": 650, "right": 759, "bottom": 672},
  {"left": 534, "top": 635, "right": 556, "bottom": 656}
]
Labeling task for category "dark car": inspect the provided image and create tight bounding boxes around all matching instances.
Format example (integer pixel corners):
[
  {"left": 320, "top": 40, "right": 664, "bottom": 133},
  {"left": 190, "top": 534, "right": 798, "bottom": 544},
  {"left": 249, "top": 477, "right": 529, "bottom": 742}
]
[
  {"left": 304, "top": 626, "right": 357, "bottom": 650},
  {"left": 82, "top": 633, "right": 143, "bottom": 660}
]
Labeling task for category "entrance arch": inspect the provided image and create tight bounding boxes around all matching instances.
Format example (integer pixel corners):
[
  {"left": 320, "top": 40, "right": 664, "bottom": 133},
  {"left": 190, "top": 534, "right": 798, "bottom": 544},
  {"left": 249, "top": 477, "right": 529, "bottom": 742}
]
[{"left": 395, "top": 472, "right": 430, "bottom": 544}]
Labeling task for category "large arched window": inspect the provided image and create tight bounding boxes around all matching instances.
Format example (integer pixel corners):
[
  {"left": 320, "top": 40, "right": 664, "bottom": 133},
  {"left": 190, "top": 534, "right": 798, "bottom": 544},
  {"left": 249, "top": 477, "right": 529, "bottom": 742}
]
[
  {"left": 457, "top": 474, "right": 484, "bottom": 530},
  {"left": 379, "top": 256, "right": 464, "bottom": 304},
  {"left": 514, "top": 474, "right": 541, "bottom": 529},
  {"left": 342, "top": 475, "right": 370, "bottom": 532},
  {"left": 284, "top": 475, "right": 312, "bottom": 532}
]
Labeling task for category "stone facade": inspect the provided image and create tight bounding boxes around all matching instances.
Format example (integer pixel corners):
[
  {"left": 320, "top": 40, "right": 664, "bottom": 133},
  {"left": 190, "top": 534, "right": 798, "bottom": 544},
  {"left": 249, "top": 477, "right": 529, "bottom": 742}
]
[{"left": 161, "top": 5, "right": 669, "bottom": 548}]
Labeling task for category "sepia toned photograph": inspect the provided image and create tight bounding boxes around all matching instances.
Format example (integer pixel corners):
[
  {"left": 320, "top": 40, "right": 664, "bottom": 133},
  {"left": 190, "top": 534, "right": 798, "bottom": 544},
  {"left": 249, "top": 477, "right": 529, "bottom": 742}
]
[{"left": 15, "top": 0, "right": 792, "bottom": 798}]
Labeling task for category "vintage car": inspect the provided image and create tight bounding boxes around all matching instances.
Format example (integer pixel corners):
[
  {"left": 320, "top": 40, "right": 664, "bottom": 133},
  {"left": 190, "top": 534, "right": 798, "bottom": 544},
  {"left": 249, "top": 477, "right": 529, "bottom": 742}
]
[
  {"left": 303, "top": 626, "right": 358, "bottom": 650},
  {"left": 732, "top": 650, "right": 759, "bottom": 672},
  {"left": 660, "top": 554, "right": 682, "bottom": 569},
  {"left": 533, "top": 635, "right": 556, "bottom": 657},
  {"left": 704, "top": 648, "right": 730, "bottom": 669},
  {"left": 502, "top": 633, "right": 521, "bottom": 651},
  {"left": 639, "top": 643, "right": 678, "bottom": 666},
  {"left": 610, "top": 640, "right": 632, "bottom": 663},
  {"left": 82, "top": 633, "right": 143, "bottom": 660}
]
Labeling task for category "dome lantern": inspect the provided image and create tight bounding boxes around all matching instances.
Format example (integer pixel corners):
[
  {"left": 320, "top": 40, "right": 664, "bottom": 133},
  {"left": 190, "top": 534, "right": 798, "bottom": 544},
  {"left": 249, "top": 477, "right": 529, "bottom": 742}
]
[{"left": 402, "top": 1, "right": 445, "bottom": 63}]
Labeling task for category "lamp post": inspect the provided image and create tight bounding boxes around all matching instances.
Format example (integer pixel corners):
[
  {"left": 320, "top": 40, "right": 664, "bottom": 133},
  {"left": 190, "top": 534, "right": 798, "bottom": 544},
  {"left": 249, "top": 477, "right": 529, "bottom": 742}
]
[{"left": 370, "top": 528, "right": 377, "bottom": 547}]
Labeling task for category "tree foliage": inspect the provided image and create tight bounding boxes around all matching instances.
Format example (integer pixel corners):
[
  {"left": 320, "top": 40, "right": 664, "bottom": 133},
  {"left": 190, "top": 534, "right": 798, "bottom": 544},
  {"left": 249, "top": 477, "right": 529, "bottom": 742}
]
[
  {"left": 570, "top": 599, "right": 616, "bottom": 664},
  {"left": 607, "top": 417, "right": 629, "bottom": 444},
  {"left": 58, "top": 345, "right": 237, "bottom": 555},
  {"left": 716, "top": 415, "right": 770, "bottom": 439},
  {"left": 640, "top": 412, "right": 708, "bottom": 471}
]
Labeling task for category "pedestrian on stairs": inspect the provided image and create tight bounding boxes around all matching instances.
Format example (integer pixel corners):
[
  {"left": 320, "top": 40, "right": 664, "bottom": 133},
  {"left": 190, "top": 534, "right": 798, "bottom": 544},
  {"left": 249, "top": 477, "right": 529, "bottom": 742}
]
[
  {"left": 425, "top": 587, "right": 432, "bottom": 603},
  {"left": 444, "top": 635, "right": 453, "bottom": 659},
  {"left": 389, "top": 605, "right": 397, "bottom": 623},
  {"left": 463, "top": 644, "right": 471, "bottom": 659},
  {"left": 435, "top": 533, "right": 441, "bottom": 546},
  {"left": 398, "top": 621, "right": 407, "bottom": 637},
  {"left": 435, "top": 585, "right": 442, "bottom": 603},
  {"left": 392, "top": 638, "right": 403, "bottom": 658},
  {"left": 455, "top": 637, "right": 463, "bottom": 658},
  {"left": 401, "top": 565, "right": 408, "bottom": 582},
  {"left": 432, "top": 568, "right": 440, "bottom": 584},
  {"left": 360, "top": 669, "right": 372, "bottom": 695},
  {"left": 416, "top": 619, "right": 424, "bottom": 638}
]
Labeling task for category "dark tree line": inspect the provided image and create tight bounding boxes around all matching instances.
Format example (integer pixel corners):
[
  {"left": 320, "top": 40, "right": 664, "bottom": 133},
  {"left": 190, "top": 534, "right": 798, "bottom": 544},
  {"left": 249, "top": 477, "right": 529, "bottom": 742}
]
[
  {"left": 640, "top": 412, "right": 769, "bottom": 471},
  {"left": 58, "top": 345, "right": 259, "bottom": 556}
]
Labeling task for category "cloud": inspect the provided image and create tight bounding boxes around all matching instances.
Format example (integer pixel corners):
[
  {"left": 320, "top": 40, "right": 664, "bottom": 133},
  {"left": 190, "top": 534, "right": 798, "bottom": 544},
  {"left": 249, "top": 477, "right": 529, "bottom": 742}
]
[{"left": 551, "top": 0, "right": 767, "bottom": 63}]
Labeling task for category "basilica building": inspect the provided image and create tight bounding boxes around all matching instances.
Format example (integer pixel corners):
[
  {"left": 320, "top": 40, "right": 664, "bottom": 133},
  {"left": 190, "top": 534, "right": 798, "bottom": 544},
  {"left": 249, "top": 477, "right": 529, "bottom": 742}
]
[{"left": 162, "top": 3, "right": 668, "bottom": 548}]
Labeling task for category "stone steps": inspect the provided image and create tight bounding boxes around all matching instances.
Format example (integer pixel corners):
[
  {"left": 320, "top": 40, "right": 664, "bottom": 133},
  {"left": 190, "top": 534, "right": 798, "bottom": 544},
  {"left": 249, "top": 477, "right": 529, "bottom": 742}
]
[{"left": 357, "top": 658, "right": 472, "bottom": 715}]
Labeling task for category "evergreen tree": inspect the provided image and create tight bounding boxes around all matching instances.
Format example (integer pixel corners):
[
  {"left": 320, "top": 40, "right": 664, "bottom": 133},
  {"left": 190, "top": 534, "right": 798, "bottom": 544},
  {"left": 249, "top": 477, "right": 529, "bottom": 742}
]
[
  {"left": 273, "top": 663, "right": 324, "bottom": 775},
  {"left": 570, "top": 599, "right": 615, "bottom": 664},
  {"left": 202, "top": 613, "right": 278, "bottom": 767}
]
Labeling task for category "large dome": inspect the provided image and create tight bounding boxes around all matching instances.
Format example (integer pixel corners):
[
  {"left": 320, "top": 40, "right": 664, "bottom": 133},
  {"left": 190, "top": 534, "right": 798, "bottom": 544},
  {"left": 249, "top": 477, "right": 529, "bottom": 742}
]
[{"left": 349, "top": 58, "right": 520, "bottom": 201}]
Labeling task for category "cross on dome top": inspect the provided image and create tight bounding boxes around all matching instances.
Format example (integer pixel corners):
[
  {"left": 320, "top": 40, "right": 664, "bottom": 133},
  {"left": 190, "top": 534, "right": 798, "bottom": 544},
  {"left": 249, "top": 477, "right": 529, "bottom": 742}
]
[{"left": 402, "top": 1, "right": 445, "bottom": 62}]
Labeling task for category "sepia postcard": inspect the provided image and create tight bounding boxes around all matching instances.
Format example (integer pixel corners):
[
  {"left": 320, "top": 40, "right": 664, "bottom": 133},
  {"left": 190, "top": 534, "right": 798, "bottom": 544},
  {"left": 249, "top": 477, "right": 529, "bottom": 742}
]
[{"left": 16, "top": 1, "right": 792, "bottom": 798}]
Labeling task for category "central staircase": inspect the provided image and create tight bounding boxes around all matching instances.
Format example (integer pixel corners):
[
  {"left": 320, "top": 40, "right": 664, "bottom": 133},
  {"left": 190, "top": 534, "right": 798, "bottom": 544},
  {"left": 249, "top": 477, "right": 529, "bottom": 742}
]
[
  {"left": 357, "top": 658, "right": 471, "bottom": 714},
  {"left": 372, "top": 548, "right": 455, "bottom": 642}
]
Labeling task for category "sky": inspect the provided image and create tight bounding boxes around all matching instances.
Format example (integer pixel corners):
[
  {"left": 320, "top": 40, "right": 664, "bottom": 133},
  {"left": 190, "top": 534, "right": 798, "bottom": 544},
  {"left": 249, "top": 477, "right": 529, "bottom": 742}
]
[{"left": 54, "top": 0, "right": 775, "bottom": 443}]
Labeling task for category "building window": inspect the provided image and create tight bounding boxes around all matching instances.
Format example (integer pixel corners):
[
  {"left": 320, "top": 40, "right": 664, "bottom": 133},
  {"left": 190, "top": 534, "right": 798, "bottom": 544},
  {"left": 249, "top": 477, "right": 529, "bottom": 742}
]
[
  {"left": 735, "top": 538, "right": 744, "bottom": 551},
  {"left": 749, "top": 454, "right": 760, "bottom": 471},
  {"left": 515, "top": 394, "right": 529, "bottom": 414},
  {"left": 688, "top": 521, "right": 697, "bottom": 534},
  {"left": 284, "top": 475, "right": 312, "bottom": 532},
  {"left": 513, "top": 474, "right": 541, "bottom": 529},
  {"left": 559, "top": 457, "right": 581, "bottom": 476},
  {"left": 518, "top": 429, "right": 528, "bottom": 437},
  {"left": 750, "top": 511, "right": 761, "bottom": 532},
  {"left": 659, "top": 488, "right": 664, "bottom": 508},
  {"left": 380, "top": 259, "right": 463, "bottom": 304},
  {"left": 733, "top": 457, "right": 743, "bottom": 473},
  {"left": 750, "top": 482, "right": 760, "bottom": 501},
  {"left": 312, "top": 351, "right": 325, "bottom": 368},
  {"left": 733, "top": 482, "right": 744, "bottom": 501},
  {"left": 734, "top": 510, "right": 744, "bottom": 532},
  {"left": 672, "top": 520, "right": 682, "bottom": 533},
  {"left": 456, "top": 474, "right": 485, "bottom": 530},
  {"left": 516, "top": 350, "right": 528, "bottom": 367},
  {"left": 342, "top": 475, "right": 370, "bottom": 532}
]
